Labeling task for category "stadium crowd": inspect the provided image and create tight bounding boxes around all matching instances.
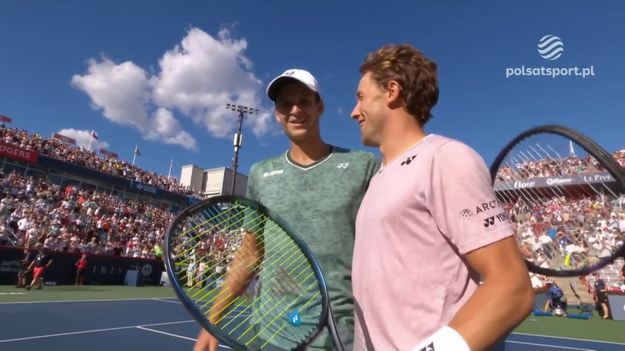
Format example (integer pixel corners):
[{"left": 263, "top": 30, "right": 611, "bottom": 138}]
[
  {"left": 494, "top": 150, "right": 625, "bottom": 182},
  {"left": 511, "top": 196, "right": 624, "bottom": 260},
  {"left": 0, "top": 170, "right": 170, "bottom": 259},
  {"left": 3, "top": 123, "right": 624, "bottom": 296},
  {"left": 0, "top": 124, "right": 246, "bottom": 291},
  {"left": 504, "top": 194, "right": 625, "bottom": 291},
  {"left": 1, "top": 126, "right": 197, "bottom": 197}
]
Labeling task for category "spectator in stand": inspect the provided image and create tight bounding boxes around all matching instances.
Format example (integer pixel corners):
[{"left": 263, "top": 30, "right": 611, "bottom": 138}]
[
  {"left": 89, "top": 236, "right": 101, "bottom": 254},
  {"left": 0, "top": 224, "right": 13, "bottom": 245},
  {"left": 538, "top": 230, "right": 555, "bottom": 260},
  {"left": 619, "top": 213, "right": 625, "bottom": 235},
  {"left": 112, "top": 241, "right": 124, "bottom": 256},
  {"left": 556, "top": 231, "right": 570, "bottom": 255},
  {"left": 154, "top": 242, "right": 163, "bottom": 259},
  {"left": 187, "top": 250, "right": 197, "bottom": 288}
]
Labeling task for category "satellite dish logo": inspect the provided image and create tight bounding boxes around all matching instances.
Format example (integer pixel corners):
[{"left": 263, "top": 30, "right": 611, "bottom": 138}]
[{"left": 538, "top": 35, "right": 564, "bottom": 60}]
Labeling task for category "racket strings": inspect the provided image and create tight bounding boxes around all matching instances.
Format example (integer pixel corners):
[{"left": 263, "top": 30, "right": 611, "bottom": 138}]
[
  {"left": 218, "top": 233, "right": 321, "bottom": 345},
  {"left": 171, "top": 200, "right": 324, "bottom": 348},
  {"left": 180, "top": 204, "right": 274, "bottom": 286},
  {"left": 176, "top": 209, "right": 264, "bottom": 294},
  {"left": 211, "top": 239, "right": 313, "bottom": 326},
  {"left": 494, "top": 136, "right": 624, "bottom": 274},
  {"left": 182, "top": 210, "right": 277, "bottom": 297}
]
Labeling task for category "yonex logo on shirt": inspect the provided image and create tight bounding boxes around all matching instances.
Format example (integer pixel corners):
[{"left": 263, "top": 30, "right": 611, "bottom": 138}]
[
  {"left": 401, "top": 155, "right": 417, "bottom": 166},
  {"left": 484, "top": 213, "right": 508, "bottom": 227},
  {"left": 484, "top": 216, "right": 495, "bottom": 227},
  {"left": 337, "top": 163, "right": 349, "bottom": 169},
  {"left": 263, "top": 169, "right": 284, "bottom": 177}
]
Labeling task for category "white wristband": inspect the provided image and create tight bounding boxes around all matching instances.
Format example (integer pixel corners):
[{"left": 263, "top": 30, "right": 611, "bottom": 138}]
[{"left": 412, "top": 326, "right": 471, "bottom": 351}]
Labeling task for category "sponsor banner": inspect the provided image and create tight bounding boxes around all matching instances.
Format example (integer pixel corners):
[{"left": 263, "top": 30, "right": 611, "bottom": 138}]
[
  {"left": 0, "top": 142, "right": 38, "bottom": 163},
  {"left": 0, "top": 115, "right": 12, "bottom": 123},
  {"left": 130, "top": 180, "right": 160, "bottom": 195},
  {"left": 99, "top": 148, "right": 118, "bottom": 159},
  {"left": 607, "top": 295, "right": 625, "bottom": 322},
  {"left": 494, "top": 172, "right": 615, "bottom": 191},
  {"left": 53, "top": 132, "right": 77, "bottom": 145},
  {"left": 0, "top": 246, "right": 164, "bottom": 285}
]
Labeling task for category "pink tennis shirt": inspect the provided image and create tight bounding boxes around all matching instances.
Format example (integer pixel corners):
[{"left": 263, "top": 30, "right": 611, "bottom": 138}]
[{"left": 352, "top": 134, "right": 513, "bottom": 350}]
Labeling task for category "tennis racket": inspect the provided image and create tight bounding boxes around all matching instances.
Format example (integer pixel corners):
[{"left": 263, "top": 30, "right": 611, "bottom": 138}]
[
  {"left": 163, "top": 195, "right": 345, "bottom": 351},
  {"left": 490, "top": 125, "right": 625, "bottom": 277}
]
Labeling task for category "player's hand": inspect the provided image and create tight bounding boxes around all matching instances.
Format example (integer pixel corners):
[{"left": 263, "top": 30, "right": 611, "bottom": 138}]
[{"left": 194, "top": 328, "right": 220, "bottom": 351}]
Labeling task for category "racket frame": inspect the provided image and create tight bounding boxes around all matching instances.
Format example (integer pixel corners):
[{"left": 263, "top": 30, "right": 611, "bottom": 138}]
[
  {"left": 490, "top": 125, "right": 625, "bottom": 277},
  {"left": 164, "top": 195, "right": 341, "bottom": 350}
]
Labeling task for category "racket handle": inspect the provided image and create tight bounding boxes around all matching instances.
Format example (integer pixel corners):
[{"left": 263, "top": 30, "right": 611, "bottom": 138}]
[{"left": 327, "top": 305, "right": 345, "bottom": 351}]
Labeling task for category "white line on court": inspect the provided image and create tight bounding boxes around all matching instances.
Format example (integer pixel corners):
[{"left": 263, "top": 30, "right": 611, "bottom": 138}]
[
  {"left": 151, "top": 298, "right": 182, "bottom": 304},
  {"left": 506, "top": 340, "right": 595, "bottom": 351},
  {"left": 0, "top": 297, "right": 179, "bottom": 305},
  {"left": 136, "top": 327, "right": 233, "bottom": 350},
  {"left": 0, "top": 320, "right": 194, "bottom": 343},
  {"left": 135, "top": 326, "right": 196, "bottom": 341},
  {"left": 511, "top": 332, "right": 625, "bottom": 346}
]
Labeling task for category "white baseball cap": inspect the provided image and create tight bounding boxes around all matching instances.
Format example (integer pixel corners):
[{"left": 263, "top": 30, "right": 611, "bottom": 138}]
[{"left": 266, "top": 69, "right": 319, "bottom": 101}]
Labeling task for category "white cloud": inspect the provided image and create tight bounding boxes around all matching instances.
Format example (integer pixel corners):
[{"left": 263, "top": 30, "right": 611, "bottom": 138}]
[
  {"left": 71, "top": 59, "right": 150, "bottom": 127},
  {"left": 72, "top": 26, "right": 275, "bottom": 151},
  {"left": 145, "top": 108, "right": 197, "bottom": 149},
  {"left": 56, "top": 128, "right": 110, "bottom": 151}
]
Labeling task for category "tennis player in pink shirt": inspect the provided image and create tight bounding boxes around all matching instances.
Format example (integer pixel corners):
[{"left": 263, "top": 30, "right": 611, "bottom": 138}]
[{"left": 350, "top": 44, "right": 534, "bottom": 351}]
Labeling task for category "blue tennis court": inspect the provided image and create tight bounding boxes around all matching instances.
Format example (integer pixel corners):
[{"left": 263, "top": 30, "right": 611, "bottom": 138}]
[
  {"left": 1, "top": 297, "right": 624, "bottom": 351},
  {"left": 501, "top": 333, "right": 625, "bottom": 351},
  {"left": 0, "top": 298, "right": 231, "bottom": 351}
]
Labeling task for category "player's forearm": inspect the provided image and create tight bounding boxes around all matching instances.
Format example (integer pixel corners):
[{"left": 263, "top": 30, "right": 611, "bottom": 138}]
[
  {"left": 209, "top": 233, "right": 261, "bottom": 324},
  {"left": 207, "top": 260, "right": 256, "bottom": 324},
  {"left": 448, "top": 274, "right": 534, "bottom": 350},
  {"left": 220, "top": 256, "right": 258, "bottom": 295}
]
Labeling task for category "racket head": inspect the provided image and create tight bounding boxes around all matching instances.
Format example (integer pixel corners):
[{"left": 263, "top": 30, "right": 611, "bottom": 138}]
[
  {"left": 163, "top": 195, "right": 331, "bottom": 350},
  {"left": 490, "top": 125, "right": 625, "bottom": 277}
]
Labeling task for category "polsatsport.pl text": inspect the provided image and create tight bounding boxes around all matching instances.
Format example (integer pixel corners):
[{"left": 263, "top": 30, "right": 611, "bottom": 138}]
[{"left": 505, "top": 65, "right": 595, "bottom": 78}]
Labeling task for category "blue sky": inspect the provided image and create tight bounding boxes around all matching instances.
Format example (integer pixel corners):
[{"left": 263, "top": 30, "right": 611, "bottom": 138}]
[{"left": 1, "top": 1, "right": 624, "bottom": 179}]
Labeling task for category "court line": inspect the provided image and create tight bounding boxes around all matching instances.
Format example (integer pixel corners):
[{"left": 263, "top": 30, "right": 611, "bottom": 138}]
[
  {"left": 135, "top": 326, "right": 196, "bottom": 341},
  {"left": 511, "top": 332, "right": 625, "bottom": 346},
  {"left": 0, "top": 320, "right": 194, "bottom": 343},
  {"left": 506, "top": 340, "right": 595, "bottom": 350},
  {"left": 136, "top": 326, "right": 233, "bottom": 350},
  {"left": 151, "top": 298, "right": 182, "bottom": 304},
  {"left": 0, "top": 297, "right": 179, "bottom": 305}
]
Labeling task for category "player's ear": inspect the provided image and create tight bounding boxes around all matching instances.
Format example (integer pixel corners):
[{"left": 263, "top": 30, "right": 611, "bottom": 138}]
[
  {"left": 318, "top": 97, "right": 325, "bottom": 116},
  {"left": 387, "top": 80, "right": 402, "bottom": 106}
]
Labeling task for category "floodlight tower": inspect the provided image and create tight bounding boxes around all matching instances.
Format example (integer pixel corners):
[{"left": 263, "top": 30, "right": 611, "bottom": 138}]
[{"left": 226, "top": 103, "right": 259, "bottom": 195}]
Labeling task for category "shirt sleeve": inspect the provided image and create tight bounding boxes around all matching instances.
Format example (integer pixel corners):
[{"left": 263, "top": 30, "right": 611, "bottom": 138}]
[
  {"left": 243, "top": 163, "right": 264, "bottom": 234},
  {"left": 428, "top": 141, "right": 514, "bottom": 255},
  {"left": 246, "top": 163, "right": 258, "bottom": 200}
]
